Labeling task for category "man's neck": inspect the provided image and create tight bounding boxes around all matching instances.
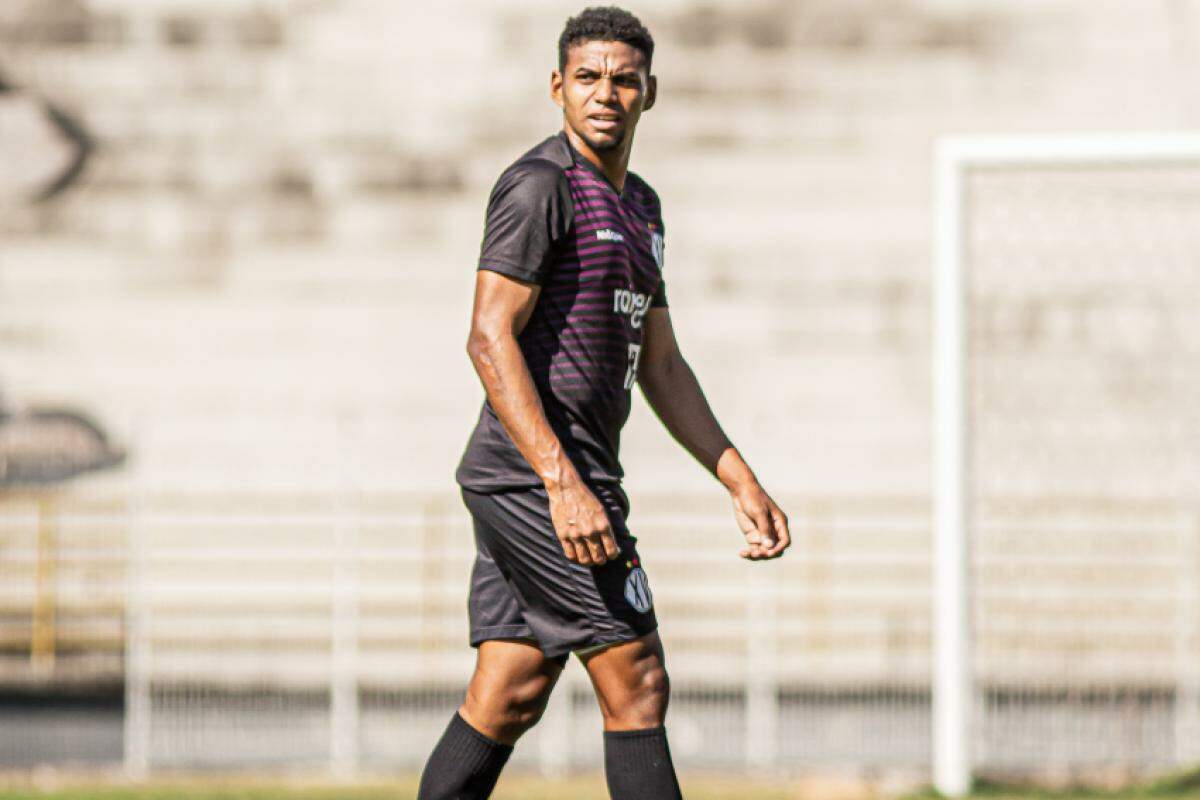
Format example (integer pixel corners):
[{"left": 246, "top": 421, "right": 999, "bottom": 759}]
[{"left": 563, "top": 125, "right": 631, "bottom": 193}]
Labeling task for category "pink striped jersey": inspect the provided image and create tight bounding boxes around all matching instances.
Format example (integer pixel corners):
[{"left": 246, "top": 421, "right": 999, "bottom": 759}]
[{"left": 455, "top": 130, "right": 668, "bottom": 491}]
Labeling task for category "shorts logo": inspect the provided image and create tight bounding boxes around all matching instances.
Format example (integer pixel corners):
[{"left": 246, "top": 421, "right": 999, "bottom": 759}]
[{"left": 624, "top": 566, "right": 654, "bottom": 614}]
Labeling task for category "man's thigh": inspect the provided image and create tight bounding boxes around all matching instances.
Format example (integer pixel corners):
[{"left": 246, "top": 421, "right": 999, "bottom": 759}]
[{"left": 578, "top": 630, "right": 669, "bottom": 728}]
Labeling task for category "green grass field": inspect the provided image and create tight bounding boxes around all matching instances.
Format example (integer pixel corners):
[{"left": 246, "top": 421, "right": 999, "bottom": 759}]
[
  {"left": 2, "top": 765, "right": 1199, "bottom": 800},
  {"left": 0, "top": 775, "right": 813, "bottom": 800}
]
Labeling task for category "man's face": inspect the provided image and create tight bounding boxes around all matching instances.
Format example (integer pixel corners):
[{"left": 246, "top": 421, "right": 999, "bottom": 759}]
[{"left": 552, "top": 39, "right": 656, "bottom": 153}]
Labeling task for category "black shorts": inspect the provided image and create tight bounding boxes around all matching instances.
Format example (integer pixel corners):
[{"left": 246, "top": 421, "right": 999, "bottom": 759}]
[{"left": 461, "top": 482, "right": 658, "bottom": 665}]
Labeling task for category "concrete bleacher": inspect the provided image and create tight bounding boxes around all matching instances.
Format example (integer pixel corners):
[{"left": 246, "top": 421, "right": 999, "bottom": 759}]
[{"left": 2, "top": 0, "right": 1195, "bottom": 499}]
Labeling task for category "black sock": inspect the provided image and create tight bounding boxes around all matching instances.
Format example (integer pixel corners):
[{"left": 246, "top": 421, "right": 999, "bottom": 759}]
[
  {"left": 417, "top": 710, "right": 514, "bottom": 800},
  {"left": 604, "top": 726, "right": 683, "bottom": 800}
]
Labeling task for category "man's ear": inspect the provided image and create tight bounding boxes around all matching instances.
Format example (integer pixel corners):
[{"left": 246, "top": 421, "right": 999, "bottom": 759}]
[
  {"left": 643, "top": 74, "right": 657, "bottom": 111},
  {"left": 550, "top": 70, "right": 564, "bottom": 109}
]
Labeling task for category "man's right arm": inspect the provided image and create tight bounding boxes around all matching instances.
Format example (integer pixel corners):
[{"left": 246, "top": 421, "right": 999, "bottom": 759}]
[{"left": 465, "top": 270, "right": 620, "bottom": 566}]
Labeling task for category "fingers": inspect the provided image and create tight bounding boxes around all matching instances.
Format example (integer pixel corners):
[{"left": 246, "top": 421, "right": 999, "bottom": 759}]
[
  {"left": 565, "top": 521, "right": 595, "bottom": 566},
  {"left": 764, "top": 502, "right": 791, "bottom": 557},
  {"left": 753, "top": 507, "right": 773, "bottom": 549},
  {"left": 600, "top": 528, "right": 620, "bottom": 560},
  {"left": 581, "top": 519, "right": 617, "bottom": 565},
  {"left": 734, "top": 498, "right": 768, "bottom": 561},
  {"left": 738, "top": 505, "right": 772, "bottom": 561},
  {"left": 556, "top": 514, "right": 616, "bottom": 567},
  {"left": 559, "top": 537, "right": 581, "bottom": 564},
  {"left": 735, "top": 492, "right": 792, "bottom": 561},
  {"left": 581, "top": 526, "right": 606, "bottom": 565},
  {"left": 549, "top": 484, "right": 618, "bottom": 566}
]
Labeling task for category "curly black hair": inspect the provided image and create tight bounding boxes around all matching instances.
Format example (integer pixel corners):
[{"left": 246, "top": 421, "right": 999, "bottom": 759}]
[{"left": 557, "top": 6, "right": 654, "bottom": 73}]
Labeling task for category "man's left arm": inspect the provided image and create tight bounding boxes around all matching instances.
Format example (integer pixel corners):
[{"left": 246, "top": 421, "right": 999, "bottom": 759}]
[{"left": 636, "top": 307, "right": 791, "bottom": 560}]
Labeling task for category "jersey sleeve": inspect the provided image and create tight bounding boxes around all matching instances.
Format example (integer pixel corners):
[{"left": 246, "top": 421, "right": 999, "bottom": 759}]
[
  {"left": 476, "top": 158, "right": 573, "bottom": 284},
  {"left": 650, "top": 210, "right": 667, "bottom": 307},
  {"left": 650, "top": 280, "right": 668, "bottom": 308}
]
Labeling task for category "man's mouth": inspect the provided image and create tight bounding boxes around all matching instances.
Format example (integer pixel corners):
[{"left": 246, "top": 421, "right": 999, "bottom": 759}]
[{"left": 588, "top": 113, "right": 622, "bottom": 130}]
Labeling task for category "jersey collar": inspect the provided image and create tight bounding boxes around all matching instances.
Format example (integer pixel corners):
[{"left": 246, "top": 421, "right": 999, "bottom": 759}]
[{"left": 556, "top": 129, "right": 629, "bottom": 199}]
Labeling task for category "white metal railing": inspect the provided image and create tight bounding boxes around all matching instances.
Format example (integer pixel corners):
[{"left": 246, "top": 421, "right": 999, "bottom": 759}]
[{"left": 3, "top": 481, "right": 1199, "bottom": 780}]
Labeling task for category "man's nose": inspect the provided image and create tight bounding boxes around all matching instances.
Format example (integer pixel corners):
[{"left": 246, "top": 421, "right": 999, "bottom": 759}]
[{"left": 594, "top": 76, "right": 615, "bottom": 102}]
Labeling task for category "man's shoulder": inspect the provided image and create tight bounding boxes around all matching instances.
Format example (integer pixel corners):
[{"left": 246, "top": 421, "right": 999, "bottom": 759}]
[
  {"left": 624, "top": 170, "right": 663, "bottom": 215},
  {"left": 488, "top": 133, "right": 573, "bottom": 201},
  {"left": 513, "top": 131, "right": 574, "bottom": 171}
]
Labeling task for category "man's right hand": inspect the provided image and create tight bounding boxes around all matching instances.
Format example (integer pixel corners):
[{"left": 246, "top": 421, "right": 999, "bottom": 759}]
[{"left": 547, "top": 479, "right": 620, "bottom": 566}]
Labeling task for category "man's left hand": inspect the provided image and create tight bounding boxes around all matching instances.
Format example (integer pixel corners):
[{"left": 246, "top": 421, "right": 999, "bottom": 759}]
[{"left": 730, "top": 483, "right": 791, "bottom": 560}]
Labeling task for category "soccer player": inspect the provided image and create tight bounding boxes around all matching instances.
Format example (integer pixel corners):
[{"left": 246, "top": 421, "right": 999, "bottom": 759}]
[{"left": 417, "top": 7, "right": 791, "bottom": 799}]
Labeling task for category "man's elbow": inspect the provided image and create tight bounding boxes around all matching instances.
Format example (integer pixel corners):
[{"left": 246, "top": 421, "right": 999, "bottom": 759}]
[
  {"left": 465, "top": 328, "right": 486, "bottom": 366},
  {"left": 466, "top": 323, "right": 505, "bottom": 368},
  {"left": 465, "top": 328, "right": 481, "bottom": 363},
  {"left": 637, "top": 354, "right": 677, "bottom": 394}
]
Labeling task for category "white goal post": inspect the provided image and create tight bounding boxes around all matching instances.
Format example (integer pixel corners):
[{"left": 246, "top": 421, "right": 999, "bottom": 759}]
[{"left": 932, "top": 132, "right": 1200, "bottom": 798}]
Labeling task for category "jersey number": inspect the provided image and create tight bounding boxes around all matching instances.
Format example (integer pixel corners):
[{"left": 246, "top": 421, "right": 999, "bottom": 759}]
[{"left": 624, "top": 343, "right": 642, "bottom": 390}]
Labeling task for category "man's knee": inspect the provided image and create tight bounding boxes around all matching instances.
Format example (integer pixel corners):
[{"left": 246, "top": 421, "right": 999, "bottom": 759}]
[
  {"left": 463, "top": 669, "right": 556, "bottom": 742},
  {"left": 604, "top": 661, "right": 670, "bottom": 728}
]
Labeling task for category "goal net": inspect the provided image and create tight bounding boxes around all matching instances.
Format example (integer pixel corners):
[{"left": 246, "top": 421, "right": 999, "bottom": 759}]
[{"left": 933, "top": 134, "right": 1200, "bottom": 794}]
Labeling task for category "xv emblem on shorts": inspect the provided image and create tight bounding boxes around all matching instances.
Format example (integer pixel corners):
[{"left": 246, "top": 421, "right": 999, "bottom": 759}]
[{"left": 624, "top": 566, "right": 654, "bottom": 614}]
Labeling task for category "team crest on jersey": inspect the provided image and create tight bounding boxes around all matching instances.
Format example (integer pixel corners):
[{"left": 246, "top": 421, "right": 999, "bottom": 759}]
[
  {"left": 649, "top": 227, "right": 665, "bottom": 270},
  {"left": 623, "top": 565, "right": 654, "bottom": 614}
]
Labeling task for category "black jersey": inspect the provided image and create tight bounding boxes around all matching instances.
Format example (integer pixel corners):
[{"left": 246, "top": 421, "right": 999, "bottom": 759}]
[{"left": 455, "top": 131, "right": 668, "bottom": 491}]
